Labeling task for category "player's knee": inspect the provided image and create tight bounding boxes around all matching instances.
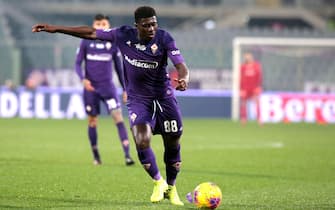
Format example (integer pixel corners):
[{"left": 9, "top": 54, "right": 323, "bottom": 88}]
[
  {"left": 111, "top": 108, "right": 123, "bottom": 123},
  {"left": 164, "top": 134, "right": 182, "bottom": 148},
  {"left": 88, "top": 116, "right": 98, "bottom": 127},
  {"left": 132, "top": 124, "right": 151, "bottom": 149},
  {"left": 135, "top": 138, "right": 150, "bottom": 149},
  {"left": 134, "top": 133, "right": 150, "bottom": 149}
]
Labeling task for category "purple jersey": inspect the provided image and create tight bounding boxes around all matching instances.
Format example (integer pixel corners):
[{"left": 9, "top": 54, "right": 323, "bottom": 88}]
[
  {"left": 75, "top": 39, "right": 124, "bottom": 89},
  {"left": 96, "top": 26, "right": 185, "bottom": 99}
]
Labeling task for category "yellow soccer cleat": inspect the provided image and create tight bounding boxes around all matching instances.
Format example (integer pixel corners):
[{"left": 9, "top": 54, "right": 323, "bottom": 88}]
[
  {"left": 164, "top": 185, "right": 184, "bottom": 206},
  {"left": 150, "top": 177, "right": 168, "bottom": 203}
]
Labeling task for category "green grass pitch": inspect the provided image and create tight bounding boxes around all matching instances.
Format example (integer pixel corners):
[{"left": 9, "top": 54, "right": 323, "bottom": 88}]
[{"left": 0, "top": 118, "right": 334, "bottom": 209}]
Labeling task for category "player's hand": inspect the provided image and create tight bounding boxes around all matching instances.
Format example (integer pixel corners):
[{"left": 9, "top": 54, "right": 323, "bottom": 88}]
[
  {"left": 174, "top": 79, "right": 188, "bottom": 91},
  {"left": 32, "top": 24, "right": 57, "bottom": 33},
  {"left": 122, "top": 91, "right": 128, "bottom": 104},
  {"left": 82, "top": 79, "right": 95, "bottom": 92}
]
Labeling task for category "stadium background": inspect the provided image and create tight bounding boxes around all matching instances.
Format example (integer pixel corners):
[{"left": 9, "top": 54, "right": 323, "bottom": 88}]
[
  {"left": 1, "top": 1, "right": 335, "bottom": 209},
  {"left": 0, "top": 0, "right": 335, "bottom": 120}
]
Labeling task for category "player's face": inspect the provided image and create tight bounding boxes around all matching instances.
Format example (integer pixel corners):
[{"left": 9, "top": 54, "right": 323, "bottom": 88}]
[
  {"left": 244, "top": 53, "right": 254, "bottom": 63},
  {"left": 136, "top": 16, "right": 158, "bottom": 41},
  {"left": 93, "top": 19, "right": 110, "bottom": 30}
]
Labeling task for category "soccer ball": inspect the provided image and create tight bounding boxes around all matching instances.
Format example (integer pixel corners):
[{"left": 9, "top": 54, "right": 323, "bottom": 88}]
[{"left": 186, "top": 182, "right": 222, "bottom": 209}]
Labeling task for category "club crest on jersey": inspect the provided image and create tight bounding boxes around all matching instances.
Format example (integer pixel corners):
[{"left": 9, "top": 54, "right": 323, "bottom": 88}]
[
  {"left": 105, "top": 42, "right": 112, "bottom": 50},
  {"left": 151, "top": 43, "right": 158, "bottom": 54},
  {"left": 126, "top": 40, "right": 131, "bottom": 46},
  {"left": 135, "top": 43, "right": 146, "bottom": 51}
]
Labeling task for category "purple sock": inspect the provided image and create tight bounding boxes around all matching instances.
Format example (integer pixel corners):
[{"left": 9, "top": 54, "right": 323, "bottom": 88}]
[
  {"left": 137, "top": 147, "right": 161, "bottom": 180},
  {"left": 116, "top": 122, "right": 130, "bottom": 158},
  {"left": 164, "top": 144, "right": 181, "bottom": 185},
  {"left": 88, "top": 126, "right": 100, "bottom": 160}
]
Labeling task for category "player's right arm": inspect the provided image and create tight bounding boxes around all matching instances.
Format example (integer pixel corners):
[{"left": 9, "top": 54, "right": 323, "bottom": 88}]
[
  {"left": 32, "top": 24, "right": 117, "bottom": 42},
  {"left": 32, "top": 24, "right": 97, "bottom": 40}
]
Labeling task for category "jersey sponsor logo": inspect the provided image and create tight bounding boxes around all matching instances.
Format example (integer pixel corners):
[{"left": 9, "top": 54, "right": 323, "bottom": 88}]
[
  {"left": 103, "top": 28, "right": 112, "bottom": 32},
  {"left": 124, "top": 55, "right": 158, "bottom": 69},
  {"left": 96, "top": 43, "right": 105, "bottom": 49},
  {"left": 171, "top": 50, "right": 180, "bottom": 56},
  {"left": 86, "top": 53, "right": 112, "bottom": 61},
  {"left": 151, "top": 43, "right": 158, "bottom": 54}
]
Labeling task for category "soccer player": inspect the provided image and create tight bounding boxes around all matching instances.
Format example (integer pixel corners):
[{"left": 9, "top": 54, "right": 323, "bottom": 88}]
[
  {"left": 32, "top": 6, "right": 189, "bottom": 206},
  {"left": 240, "top": 52, "right": 262, "bottom": 123},
  {"left": 75, "top": 14, "right": 135, "bottom": 166}
]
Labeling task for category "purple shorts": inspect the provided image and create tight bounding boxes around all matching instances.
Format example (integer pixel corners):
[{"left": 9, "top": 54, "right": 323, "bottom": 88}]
[
  {"left": 84, "top": 84, "right": 120, "bottom": 116},
  {"left": 127, "top": 96, "right": 183, "bottom": 136}
]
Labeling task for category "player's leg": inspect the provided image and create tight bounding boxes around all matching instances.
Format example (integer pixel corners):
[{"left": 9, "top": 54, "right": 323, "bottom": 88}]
[
  {"left": 88, "top": 115, "right": 101, "bottom": 165},
  {"left": 102, "top": 86, "right": 134, "bottom": 166},
  {"left": 84, "top": 89, "right": 101, "bottom": 165},
  {"left": 155, "top": 98, "right": 184, "bottom": 206},
  {"left": 240, "top": 91, "right": 248, "bottom": 124},
  {"left": 132, "top": 123, "right": 167, "bottom": 202},
  {"left": 162, "top": 135, "right": 184, "bottom": 206},
  {"left": 127, "top": 97, "right": 167, "bottom": 202},
  {"left": 110, "top": 108, "right": 134, "bottom": 165},
  {"left": 251, "top": 91, "right": 262, "bottom": 125}
]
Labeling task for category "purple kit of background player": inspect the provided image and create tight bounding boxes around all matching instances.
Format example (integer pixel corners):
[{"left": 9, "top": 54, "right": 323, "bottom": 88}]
[
  {"left": 75, "top": 14, "right": 134, "bottom": 166},
  {"left": 32, "top": 6, "right": 190, "bottom": 206}
]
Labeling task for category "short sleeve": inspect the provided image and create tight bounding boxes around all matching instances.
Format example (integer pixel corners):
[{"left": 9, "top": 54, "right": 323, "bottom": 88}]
[
  {"left": 96, "top": 28, "right": 117, "bottom": 42},
  {"left": 164, "top": 31, "right": 185, "bottom": 65}
]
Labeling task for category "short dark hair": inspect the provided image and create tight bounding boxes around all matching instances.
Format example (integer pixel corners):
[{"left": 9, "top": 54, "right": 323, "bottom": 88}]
[
  {"left": 94, "top": 14, "right": 109, "bottom": 21},
  {"left": 134, "top": 6, "right": 156, "bottom": 23}
]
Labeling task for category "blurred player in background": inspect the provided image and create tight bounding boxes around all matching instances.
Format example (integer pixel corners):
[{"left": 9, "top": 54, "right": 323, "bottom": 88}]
[
  {"left": 240, "top": 52, "right": 262, "bottom": 124},
  {"left": 75, "top": 14, "right": 134, "bottom": 166},
  {"left": 32, "top": 6, "right": 189, "bottom": 206}
]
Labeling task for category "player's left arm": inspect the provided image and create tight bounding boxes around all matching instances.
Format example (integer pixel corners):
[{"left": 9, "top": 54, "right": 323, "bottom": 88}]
[
  {"left": 165, "top": 33, "right": 189, "bottom": 91},
  {"left": 174, "top": 63, "right": 189, "bottom": 91}
]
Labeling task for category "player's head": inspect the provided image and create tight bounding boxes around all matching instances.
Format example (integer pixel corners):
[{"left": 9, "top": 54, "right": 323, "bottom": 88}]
[
  {"left": 244, "top": 52, "right": 254, "bottom": 63},
  {"left": 93, "top": 14, "right": 110, "bottom": 30},
  {"left": 134, "top": 6, "right": 158, "bottom": 41}
]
